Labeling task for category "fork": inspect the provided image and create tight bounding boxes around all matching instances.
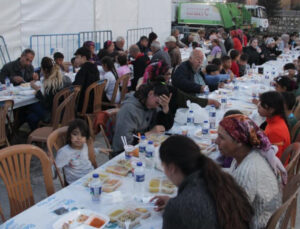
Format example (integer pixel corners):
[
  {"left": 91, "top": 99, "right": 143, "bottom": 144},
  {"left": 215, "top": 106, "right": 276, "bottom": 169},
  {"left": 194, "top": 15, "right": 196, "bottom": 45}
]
[{"left": 124, "top": 220, "right": 131, "bottom": 229}]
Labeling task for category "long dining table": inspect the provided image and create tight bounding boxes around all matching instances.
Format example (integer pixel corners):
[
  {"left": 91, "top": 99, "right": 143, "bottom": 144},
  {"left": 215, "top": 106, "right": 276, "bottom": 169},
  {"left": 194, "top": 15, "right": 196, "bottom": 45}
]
[{"left": 0, "top": 50, "right": 299, "bottom": 229}]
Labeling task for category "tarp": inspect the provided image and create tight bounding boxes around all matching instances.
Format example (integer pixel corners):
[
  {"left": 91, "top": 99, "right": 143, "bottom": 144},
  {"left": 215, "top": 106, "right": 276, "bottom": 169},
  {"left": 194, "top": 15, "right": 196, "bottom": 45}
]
[{"left": 0, "top": 0, "right": 171, "bottom": 66}]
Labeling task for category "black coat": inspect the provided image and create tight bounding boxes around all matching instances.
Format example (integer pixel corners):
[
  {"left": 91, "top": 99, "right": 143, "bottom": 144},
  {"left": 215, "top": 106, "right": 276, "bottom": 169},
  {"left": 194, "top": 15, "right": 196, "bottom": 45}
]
[
  {"left": 131, "top": 54, "right": 150, "bottom": 90},
  {"left": 0, "top": 58, "right": 34, "bottom": 85},
  {"left": 224, "top": 37, "right": 234, "bottom": 53},
  {"left": 243, "top": 46, "right": 262, "bottom": 66},
  {"left": 72, "top": 62, "right": 100, "bottom": 113}
]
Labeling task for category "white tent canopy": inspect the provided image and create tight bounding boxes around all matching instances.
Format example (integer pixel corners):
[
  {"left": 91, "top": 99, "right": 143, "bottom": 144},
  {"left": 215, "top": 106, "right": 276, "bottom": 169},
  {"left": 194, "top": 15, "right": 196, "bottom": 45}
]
[{"left": 0, "top": 0, "right": 171, "bottom": 66}]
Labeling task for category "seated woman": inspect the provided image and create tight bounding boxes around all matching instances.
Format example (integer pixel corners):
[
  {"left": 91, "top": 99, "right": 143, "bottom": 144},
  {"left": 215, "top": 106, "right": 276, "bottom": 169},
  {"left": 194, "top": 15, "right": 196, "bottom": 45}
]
[
  {"left": 258, "top": 91, "right": 291, "bottom": 159},
  {"left": 274, "top": 75, "right": 297, "bottom": 93},
  {"left": 210, "top": 39, "right": 222, "bottom": 57},
  {"left": 100, "top": 56, "right": 120, "bottom": 103},
  {"left": 97, "top": 40, "right": 115, "bottom": 62},
  {"left": 151, "top": 135, "right": 254, "bottom": 229},
  {"left": 28, "top": 57, "right": 71, "bottom": 130},
  {"left": 216, "top": 114, "right": 282, "bottom": 229},
  {"left": 112, "top": 82, "right": 173, "bottom": 156},
  {"left": 83, "top": 41, "right": 100, "bottom": 65},
  {"left": 243, "top": 38, "right": 263, "bottom": 66}
]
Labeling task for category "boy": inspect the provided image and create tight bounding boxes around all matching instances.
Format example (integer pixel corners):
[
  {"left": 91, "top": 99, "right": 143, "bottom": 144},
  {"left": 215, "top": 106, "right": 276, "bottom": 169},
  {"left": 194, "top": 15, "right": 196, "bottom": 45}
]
[
  {"left": 238, "top": 53, "right": 249, "bottom": 77},
  {"left": 53, "top": 52, "right": 65, "bottom": 72},
  {"left": 205, "top": 64, "right": 230, "bottom": 91}
]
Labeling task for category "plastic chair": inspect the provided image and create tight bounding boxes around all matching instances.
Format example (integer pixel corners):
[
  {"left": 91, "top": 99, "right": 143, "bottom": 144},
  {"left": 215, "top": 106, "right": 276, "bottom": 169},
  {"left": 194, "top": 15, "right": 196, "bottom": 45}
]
[
  {"left": 0, "top": 204, "right": 5, "bottom": 222},
  {"left": 102, "top": 74, "right": 130, "bottom": 108},
  {"left": 291, "top": 120, "right": 300, "bottom": 142},
  {"left": 0, "top": 100, "right": 13, "bottom": 148},
  {"left": 0, "top": 144, "right": 54, "bottom": 217},
  {"left": 27, "top": 92, "right": 75, "bottom": 144},
  {"left": 79, "top": 79, "right": 107, "bottom": 117},
  {"left": 280, "top": 143, "right": 300, "bottom": 178},
  {"left": 266, "top": 174, "right": 300, "bottom": 229},
  {"left": 47, "top": 126, "right": 97, "bottom": 187}
]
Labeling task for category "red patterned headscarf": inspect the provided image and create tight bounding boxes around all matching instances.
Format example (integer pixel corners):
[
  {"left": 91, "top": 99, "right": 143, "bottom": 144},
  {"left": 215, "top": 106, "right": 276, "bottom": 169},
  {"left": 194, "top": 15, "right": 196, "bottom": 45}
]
[{"left": 219, "top": 114, "right": 272, "bottom": 152}]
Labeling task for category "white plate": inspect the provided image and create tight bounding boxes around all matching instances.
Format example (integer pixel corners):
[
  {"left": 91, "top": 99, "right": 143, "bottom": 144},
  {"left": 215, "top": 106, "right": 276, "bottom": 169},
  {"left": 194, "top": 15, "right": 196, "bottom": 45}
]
[
  {"left": 18, "top": 90, "right": 35, "bottom": 96},
  {"left": 0, "top": 96, "right": 14, "bottom": 101},
  {"left": 52, "top": 209, "right": 109, "bottom": 229}
]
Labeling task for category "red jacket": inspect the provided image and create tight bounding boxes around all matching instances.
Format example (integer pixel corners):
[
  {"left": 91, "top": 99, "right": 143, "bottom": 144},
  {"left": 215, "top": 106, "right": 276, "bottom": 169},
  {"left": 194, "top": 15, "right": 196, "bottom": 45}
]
[
  {"left": 233, "top": 37, "right": 243, "bottom": 53},
  {"left": 231, "top": 61, "right": 240, "bottom": 77},
  {"left": 265, "top": 115, "right": 291, "bottom": 160}
]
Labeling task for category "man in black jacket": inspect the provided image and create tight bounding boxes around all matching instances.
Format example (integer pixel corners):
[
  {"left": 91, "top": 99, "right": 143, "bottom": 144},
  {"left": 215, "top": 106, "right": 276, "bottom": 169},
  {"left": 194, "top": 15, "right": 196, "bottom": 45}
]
[
  {"left": 72, "top": 47, "right": 100, "bottom": 113},
  {"left": 172, "top": 49, "right": 206, "bottom": 95},
  {"left": 0, "top": 49, "right": 38, "bottom": 85},
  {"left": 129, "top": 44, "right": 150, "bottom": 90}
]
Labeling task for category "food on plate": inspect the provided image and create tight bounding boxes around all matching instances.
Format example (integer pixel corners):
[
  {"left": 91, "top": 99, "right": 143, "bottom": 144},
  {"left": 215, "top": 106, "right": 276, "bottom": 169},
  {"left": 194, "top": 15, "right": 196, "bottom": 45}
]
[
  {"left": 88, "top": 217, "right": 106, "bottom": 228},
  {"left": 84, "top": 173, "right": 109, "bottom": 187},
  {"left": 62, "top": 223, "right": 69, "bottom": 229},
  {"left": 149, "top": 178, "right": 160, "bottom": 193},
  {"left": 77, "top": 214, "right": 89, "bottom": 223},
  {"left": 105, "top": 165, "right": 130, "bottom": 176},
  {"left": 109, "top": 209, "right": 124, "bottom": 218},
  {"left": 161, "top": 180, "right": 176, "bottom": 194},
  {"left": 130, "top": 147, "right": 139, "bottom": 157},
  {"left": 102, "top": 178, "right": 121, "bottom": 192},
  {"left": 198, "top": 143, "right": 210, "bottom": 150},
  {"left": 116, "top": 159, "right": 132, "bottom": 168},
  {"left": 149, "top": 178, "right": 175, "bottom": 194},
  {"left": 209, "top": 130, "right": 217, "bottom": 135},
  {"left": 20, "top": 82, "right": 30, "bottom": 87},
  {"left": 135, "top": 208, "right": 148, "bottom": 213},
  {"left": 118, "top": 211, "right": 140, "bottom": 222},
  {"left": 195, "top": 130, "right": 202, "bottom": 138}
]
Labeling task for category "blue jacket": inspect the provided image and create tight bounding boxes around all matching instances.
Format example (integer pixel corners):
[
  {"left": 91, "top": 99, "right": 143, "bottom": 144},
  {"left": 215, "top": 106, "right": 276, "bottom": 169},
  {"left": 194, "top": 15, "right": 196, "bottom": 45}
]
[{"left": 205, "top": 74, "right": 230, "bottom": 91}]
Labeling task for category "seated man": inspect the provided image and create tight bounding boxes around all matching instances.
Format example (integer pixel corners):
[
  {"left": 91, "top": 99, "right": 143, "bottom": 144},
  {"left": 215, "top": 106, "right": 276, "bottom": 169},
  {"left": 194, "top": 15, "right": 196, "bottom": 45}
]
[
  {"left": 171, "top": 29, "right": 186, "bottom": 48},
  {"left": 0, "top": 49, "right": 38, "bottom": 85},
  {"left": 205, "top": 64, "right": 230, "bottom": 92},
  {"left": 72, "top": 47, "right": 100, "bottom": 113},
  {"left": 129, "top": 44, "right": 150, "bottom": 90},
  {"left": 165, "top": 36, "right": 182, "bottom": 68},
  {"left": 220, "top": 55, "right": 234, "bottom": 76},
  {"left": 171, "top": 49, "right": 206, "bottom": 95},
  {"left": 238, "top": 53, "right": 249, "bottom": 77},
  {"left": 114, "top": 36, "right": 125, "bottom": 52},
  {"left": 150, "top": 41, "right": 171, "bottom": 68},
  {"left": 53, "top": 52, "right": 65, "bottom": 72}
]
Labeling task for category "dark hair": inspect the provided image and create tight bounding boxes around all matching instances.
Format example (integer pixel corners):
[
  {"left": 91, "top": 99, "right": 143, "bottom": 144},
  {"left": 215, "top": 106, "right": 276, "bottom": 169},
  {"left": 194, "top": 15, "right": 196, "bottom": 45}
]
[
  {"left": 117, "top": 53, "right": 128, "bottom": 66},
  {"left": 298, "top": 55, "right": 300, "bottom": 61},
  {"left": 212, "top": 39, "right": 220, "bottom": 46},
  {"left": 71, "top": 57, "right": 76, "bottom": 64},
  {"left": 101, "top": 56, "right": 118, "bottom": 80},
  {"left": 21, "top": 48, "right": 35, "bottom": 57},
  {"left": 212, "top": 58, "right": 221, "bottom": 67},
  {"left": 134, "top": 82, "right": 169, "bottom": 106},
  {"left": 66, "top": 119, "right": 90, "bottom": 145},
  {"left": 206, "top": 64, "right": 219, "bottom": 75},
  {"left": 224, "top": 109, "right": 243, "bottom": 117},
  {"left": 53, "top": 52, "right": 64, "bottom": 60},
  {"left": 221, "top": 55, "right": 231, "bottom": 63},
  {"left": 148, "top": 32, "right": 158, "bottom": 47},
  {"left": 139, "top": 36, "right": 148, "bottom": 42},
  {"left": 259, "top": 91, "right": 288, "bottom": 124},
  {"left": 41, "top": 57, "right": 54, "bottom": 75},
  {"left": 281, "top": 92, "right": 296, "bottom": 110},
  {"left": 160, "top": 135, "right": 253, "bottom": 229},
  {"left": 240, "top": 53, "right": 249, "bottom": 62},
  {"left": 74, "top": 47, "right": 91, "bottom": 60},
  {"left": 230, "top": 50, "right": 240, "bottom": 60},
  {"left": 284, "top": 63, "right": 296, "bottom": 71},
  {"left": 275, "top": 76, "right": 297, "bottom": 91},
  {"left": 146, "top": 61, "right": 170, "bottom": 83},
  {"left": 192, "top": 41, "right": 199, "bottom": 49}
]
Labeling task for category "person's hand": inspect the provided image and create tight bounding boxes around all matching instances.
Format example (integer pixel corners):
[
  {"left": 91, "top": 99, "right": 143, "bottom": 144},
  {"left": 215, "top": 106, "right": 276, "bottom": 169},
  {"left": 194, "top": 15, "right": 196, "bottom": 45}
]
[
  {"left": 13, "top": 76, "right": 25, "bottom": 84},
  {"left": 146, "top": 125, "right": 166, "bottom": 137},
  {"left": 207, "top": 99, "right": 220, "bottom": 109},
  {"left": 218, "top": 82, "right": 225, "bottom": 88},
  {"left": 32, "top": 73, "right": 39, "bottom": 80},
  {"left": 159, "top": 93, "right": 172, "bottom": 114},
  {"left": 30, "top": 81, "right": 40, "bottom": 91},
  {"left": 150, "top": 195, "right": 170, "bottom": 211}
]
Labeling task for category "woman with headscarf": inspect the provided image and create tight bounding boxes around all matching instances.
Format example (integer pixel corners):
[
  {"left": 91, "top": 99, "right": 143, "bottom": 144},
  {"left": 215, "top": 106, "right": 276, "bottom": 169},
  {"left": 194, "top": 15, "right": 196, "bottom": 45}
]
[
  {"left": 83, "top": 41, "right": 100, "bottom": 65},
  {"left": 216, "top": 114, "right": 284, "bottom": 229},
  {"left": 148, "top": 32, "right": 158, "bottom": 49},
  {"left": 230, "top": 30, "right": 243, "bottom": 53},
  {"left": 243, "top": 38, "right": 263, "bottom": 66},
  {"left": 261, "top": 37, "right": 281, "bottom": 63},
  {"left": 278, "top": 34, "right": 290, "bottom": 51},
  {"left": 97, "top": 40, "right": 115, "bottom": 62}
]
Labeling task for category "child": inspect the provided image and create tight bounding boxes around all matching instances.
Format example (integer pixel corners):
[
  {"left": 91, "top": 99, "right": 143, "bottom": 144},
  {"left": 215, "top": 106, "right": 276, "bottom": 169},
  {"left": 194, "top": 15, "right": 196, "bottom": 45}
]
[
  {"left": 283, "top": 63, "right": 297, "bottom": 80},
  {"left": 257, "top": 91, "right": 291, "bottom": 159},
  {"left": 205, "top": 64, "right": 231, "bottom": 92},
  {"left": 238, "top": 53, "right": 249, "bottom": 77},
  {"left": 53, "top": 52, "right": 65, "bottom": 72},
  {"left": 117, "top": 53, "right": 132, "bottom": 88},
  {"left": 220, "top": 55, "right": 232, "bottom": 75},
  {"left": 281, "top": 91, "right": 297, "bottom": 131},
  {"left": 56, "top": 119, "right": 94, "bottom": 184},
  {"left": 230, "top": 50, "right": 240, "bottom": 77}
]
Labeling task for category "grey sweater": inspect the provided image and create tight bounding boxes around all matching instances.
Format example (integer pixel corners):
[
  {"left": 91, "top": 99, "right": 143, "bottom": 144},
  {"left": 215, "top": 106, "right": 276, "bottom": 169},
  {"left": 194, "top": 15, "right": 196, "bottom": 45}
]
[
  {"left": 163, "top": 170, "right": 219, "bottom": 229},
  {"left": 112, "top": 93, "right": 173, "bottom": 154}
]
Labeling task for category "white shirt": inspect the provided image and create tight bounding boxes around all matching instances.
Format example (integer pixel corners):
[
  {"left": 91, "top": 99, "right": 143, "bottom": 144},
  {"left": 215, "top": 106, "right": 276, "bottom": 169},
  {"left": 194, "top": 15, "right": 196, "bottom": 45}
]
[
  {"left": 55, "top": 143, "right": 93, "bottom": 184},
  {"left": 101, "top": 71, "right": 120, "bottom": 103}
]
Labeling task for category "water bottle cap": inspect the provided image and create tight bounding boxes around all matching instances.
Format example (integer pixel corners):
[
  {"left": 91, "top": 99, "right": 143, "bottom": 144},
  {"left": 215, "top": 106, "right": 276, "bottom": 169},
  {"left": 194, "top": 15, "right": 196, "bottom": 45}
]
[
  {"left": 137, "top": 162, "right": 143, "bottom": 166},
  {"left": 204, "top": 120, "right": 208, "bottom": 123},
  {"left": 189, "top": 110, "right": 193, "bottom": 113},
  {"left": 92, "top": 174, "right": 99, "bottom": 178},
  {"left": 148, "top": 141, "right": 153, "bottom": 145},
  {"left": 210, "top": 105, "right": 215, "bottom": 108},
  {"left": 141, "top": 135, "right": 146, "bottom": 140}
]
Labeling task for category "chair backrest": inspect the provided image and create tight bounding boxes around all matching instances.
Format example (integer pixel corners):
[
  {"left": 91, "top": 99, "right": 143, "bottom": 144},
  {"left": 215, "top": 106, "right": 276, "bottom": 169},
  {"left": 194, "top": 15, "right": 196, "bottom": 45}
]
[
  {"left": 291, "top": 120, "right": 300, "bottom": 142},
  {"left": 280, "top": 143, "right": 300, "bottom": 179},
  {"left": 52, "top": 92, "right": 75, "bottom": 130},
  {"left": 0, "top": 144, "right": 54, "bottom": 217},
  {"left": 0, "top": 100, "right": 13, "bottom": 147},
  {"left": 283, "top": 173, "right": 300, "bottom": 202},
  {"left": 81, "top": 79, "right": 107, "bottom": 116},
  {"left": 0, "top": 203, "right": 5, "bottom": 222},
  {"left": 51, "top": 85, "right": 81, "bottom": 123},
  {"left": 110, "top": 74, "right": 130, "bottom": 104},
  {"left": 47, "top": 126, "right": 97, "bottom": 187},
  {"left": 293, "top": 96, "right": 300, "bottom": 120}
]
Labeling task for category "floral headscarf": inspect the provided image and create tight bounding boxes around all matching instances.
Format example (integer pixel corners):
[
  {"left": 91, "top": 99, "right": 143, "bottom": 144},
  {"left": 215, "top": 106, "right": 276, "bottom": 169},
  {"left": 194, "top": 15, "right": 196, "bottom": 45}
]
[
  {"left": 83, "top": 41, "right": 95, "bottom": 48},
  {"left": 142, "top": 61, "right": 169, "bottom": 84},
  {"left": 219, "top": 114, "right": 272, "bottom": 152}
]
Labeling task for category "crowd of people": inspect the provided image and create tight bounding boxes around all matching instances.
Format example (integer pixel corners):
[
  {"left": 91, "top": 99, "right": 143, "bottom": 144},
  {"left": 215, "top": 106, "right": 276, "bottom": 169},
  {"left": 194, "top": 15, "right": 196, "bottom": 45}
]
[{"left": 1, "top": 27, "right": 300, "bottom": 228}]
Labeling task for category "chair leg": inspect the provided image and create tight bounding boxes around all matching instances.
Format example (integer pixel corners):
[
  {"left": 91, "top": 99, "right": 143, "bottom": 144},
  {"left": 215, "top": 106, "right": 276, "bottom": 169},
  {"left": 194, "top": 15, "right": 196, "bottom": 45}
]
[
  {"left": 291, "top": 199, "right": 297, "bottom": 229},
  {"left": 52, "top": 160, "right": 65, "bottom": 188}
]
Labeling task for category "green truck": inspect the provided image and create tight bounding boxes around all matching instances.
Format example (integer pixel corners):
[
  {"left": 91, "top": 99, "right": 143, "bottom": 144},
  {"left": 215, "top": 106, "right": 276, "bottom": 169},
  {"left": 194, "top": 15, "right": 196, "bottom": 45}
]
[{"left": 172, "top": 2, "right": 268, "bottom": 31}]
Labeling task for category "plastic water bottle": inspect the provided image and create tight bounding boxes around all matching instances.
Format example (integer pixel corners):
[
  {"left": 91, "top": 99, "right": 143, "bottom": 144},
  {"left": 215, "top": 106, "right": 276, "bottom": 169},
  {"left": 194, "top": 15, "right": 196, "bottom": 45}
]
[
  {"left": 209, "top": 105, "right": 216, "bottom": 129},
  {"left": 187, "top": 110, "right": 194, "bottom": 126},
  {"left": 204, "top": 85, "right": 209, "bottom": 98},
  {"left": 134, "top": 162, "right": 145, "bottom": 198},
  {"left": 202, "top": 120, "right": 209, "bottom": 136},
  {"left": 5, "top": 77, "right": 11, "bottom": 95},
  {"left": 252, "top": 63, "right": 256, "bottom": 74},
  {"left": 139, "top": 135, "right": 147, "bottom": 159},
  {"left": 145, "top": 141, "right": 155, "bottom": 169},
  {"left": 89, "top": 174, "right": 102, "bottom": 201},
  {"left": 221, "top": 97, "right": 227, "bottom": 110}
]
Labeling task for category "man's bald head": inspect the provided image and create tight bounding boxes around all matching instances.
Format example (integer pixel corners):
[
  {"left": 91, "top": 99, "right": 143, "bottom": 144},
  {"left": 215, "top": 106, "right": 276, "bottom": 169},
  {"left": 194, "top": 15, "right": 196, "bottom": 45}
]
[{"left": 189, "top": 49, "right": 204, "bottom": 71}]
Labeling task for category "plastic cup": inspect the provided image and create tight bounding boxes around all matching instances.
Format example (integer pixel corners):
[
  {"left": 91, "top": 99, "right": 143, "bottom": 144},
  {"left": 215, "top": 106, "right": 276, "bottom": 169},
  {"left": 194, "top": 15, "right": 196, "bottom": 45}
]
[{"left": 124, "top": 145, "right": 135, "bottom": 160}]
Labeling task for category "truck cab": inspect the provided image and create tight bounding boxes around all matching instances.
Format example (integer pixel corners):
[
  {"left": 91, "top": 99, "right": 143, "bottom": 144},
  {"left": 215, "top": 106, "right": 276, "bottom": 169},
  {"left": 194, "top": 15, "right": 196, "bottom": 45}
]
[{"left": 244, "top": 5, "right": 269, "bottom": 31}]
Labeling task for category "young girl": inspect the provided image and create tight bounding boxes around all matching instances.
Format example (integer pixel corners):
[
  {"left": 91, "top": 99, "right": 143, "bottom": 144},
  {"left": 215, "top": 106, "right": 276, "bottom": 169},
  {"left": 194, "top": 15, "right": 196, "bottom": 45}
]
[
  {"left": 101, "top": 56, "right": 120, "bottom": 103},
  {"left": 258, "top": 91, "right": 291, "bottom": 159},
  {"left": 56, "top": 119, "right": 94, "bottom": 184}
]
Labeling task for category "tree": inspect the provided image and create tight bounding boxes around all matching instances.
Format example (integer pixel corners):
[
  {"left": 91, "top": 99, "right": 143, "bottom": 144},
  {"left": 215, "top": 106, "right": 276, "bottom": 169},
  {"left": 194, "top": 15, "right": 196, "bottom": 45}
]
[
  {"left": 227, "top": 0, "right": 246, "bottom": 3},
  {"left": 258, "top": 0, "right": 282, "bottom": 17}
]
